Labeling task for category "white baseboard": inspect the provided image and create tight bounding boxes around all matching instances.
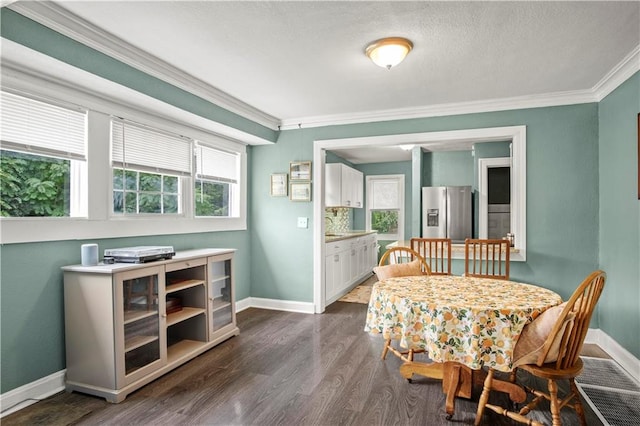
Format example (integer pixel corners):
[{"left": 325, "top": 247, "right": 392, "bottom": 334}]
[
  {"left": 585, "top": 328, "right": 640, "bottom": 382},
  {"left": 0, "top": 370, "right": 65, "bottom": 418},
  {"left": 236, "top": 296, "right": 314, "bottom": 314}
]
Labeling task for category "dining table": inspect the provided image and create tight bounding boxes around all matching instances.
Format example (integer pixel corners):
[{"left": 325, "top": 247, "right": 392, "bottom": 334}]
[{"left": 364, "top": 274, "right": 562, "bottom": 419}]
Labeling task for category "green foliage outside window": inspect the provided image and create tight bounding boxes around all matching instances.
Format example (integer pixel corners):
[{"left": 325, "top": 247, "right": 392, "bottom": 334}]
[
  {"left": 113, "top": 168, "right": 179, "bottom": 214},
  {"left": 195, "top": 179, "right": 229, "bottom": 216},
  {"left": 0, "top": 150, "right": 70, "bottom": 217},
  {"left": 371, "top": 210, "right": 399, "bottom": 234}
]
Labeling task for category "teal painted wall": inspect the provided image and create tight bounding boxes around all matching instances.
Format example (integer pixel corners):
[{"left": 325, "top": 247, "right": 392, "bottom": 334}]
[
  {"left": 422, "top": 151, "right": 474, "bottom": 187},
  {"left": 252, "top": 104, "right": 600, "bottom": 310},
  {"left": 598, "top": 71, "right": 640, "bottom": 359}
]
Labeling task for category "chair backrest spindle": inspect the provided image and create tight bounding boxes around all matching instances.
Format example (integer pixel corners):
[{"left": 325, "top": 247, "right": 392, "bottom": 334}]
[
  {"left": 410, "top": 238, "right": 452, "bottom": 276},
  {"left": 464, "top": 238, "right": 510, "bottom": 280}
]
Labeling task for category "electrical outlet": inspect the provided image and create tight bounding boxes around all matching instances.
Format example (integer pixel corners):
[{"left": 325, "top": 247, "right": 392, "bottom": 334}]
[{"left": 297, "top": 217, "right": 308, "bottom": 228}]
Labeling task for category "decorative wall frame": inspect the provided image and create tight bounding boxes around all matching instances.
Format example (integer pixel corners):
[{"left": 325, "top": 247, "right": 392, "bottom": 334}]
[
  {"left": 270, "top": 173, "right": 288, "bottom": 197},
  {"left": 290, "top": 182, "right": 311, "bottom": 202},
  {"left": 290, "top": 161, "right": 312, "bottom": 181}
]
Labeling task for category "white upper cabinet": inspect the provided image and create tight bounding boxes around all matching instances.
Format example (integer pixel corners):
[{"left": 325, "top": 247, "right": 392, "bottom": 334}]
[{"left": 325, "top": 163, "right": 364, "bottom": 208}]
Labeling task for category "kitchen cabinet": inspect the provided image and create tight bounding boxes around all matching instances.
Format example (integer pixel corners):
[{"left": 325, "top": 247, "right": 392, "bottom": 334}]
[
  {"left": 325, "top": 233, "right": 377, "bottom": 303},
  {"left": 325, "top": 163, "right": 364, "bottom": 208},
  {"left": 62, "top": 248, "right": 238, "bottom": 403}
]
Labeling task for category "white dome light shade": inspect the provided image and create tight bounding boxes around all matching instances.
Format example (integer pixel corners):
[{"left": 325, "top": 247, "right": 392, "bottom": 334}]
[{"left": 365, "top": 37, "right": 413, "bottom": 69}]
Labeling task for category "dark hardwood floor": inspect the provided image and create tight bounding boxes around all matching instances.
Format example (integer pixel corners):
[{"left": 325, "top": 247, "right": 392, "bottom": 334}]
[{"left": 4, "top": 301, "right": 606, "bottom": 425}]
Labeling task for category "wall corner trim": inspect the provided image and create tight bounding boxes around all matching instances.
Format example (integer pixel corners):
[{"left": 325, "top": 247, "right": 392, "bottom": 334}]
[
  {"left": 0, "top": 370, "right": 65, "bottom": 418},
  {"left": 585, "top": 328, "right": 640, "bottom": 382}
]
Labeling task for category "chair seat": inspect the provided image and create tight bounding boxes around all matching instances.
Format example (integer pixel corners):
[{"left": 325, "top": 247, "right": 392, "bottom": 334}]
[{"left": 519, "top": 357, "right": 584, "bottom": 381}]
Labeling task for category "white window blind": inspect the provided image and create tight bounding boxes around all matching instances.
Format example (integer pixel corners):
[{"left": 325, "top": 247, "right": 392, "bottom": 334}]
[
  {"left": 111, "top": 119, "right": 192, "bottom": 175},
  {"left": 196, "top": 143, "right": 238, "bottom": 183},
  {"left": 370, "top": 179, "right": 401, "bottom": 209},
  {"left": 0, "top": 91, "right": 86, "bottom": 160}
]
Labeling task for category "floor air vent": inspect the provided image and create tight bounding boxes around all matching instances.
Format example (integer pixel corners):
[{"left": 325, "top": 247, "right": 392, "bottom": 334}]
[{"left": 576, "top": 357, "right": 640, "bottom": 426}]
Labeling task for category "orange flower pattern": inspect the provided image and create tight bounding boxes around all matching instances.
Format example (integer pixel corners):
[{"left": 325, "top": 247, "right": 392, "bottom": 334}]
[{"left": 364, "top": 275, "right": 562, "bottom": 372}]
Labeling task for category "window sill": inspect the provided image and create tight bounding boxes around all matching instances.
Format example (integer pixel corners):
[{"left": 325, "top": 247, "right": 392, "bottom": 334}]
[{"left": 386, "top": 240, "right": 525, "bottom": 262}]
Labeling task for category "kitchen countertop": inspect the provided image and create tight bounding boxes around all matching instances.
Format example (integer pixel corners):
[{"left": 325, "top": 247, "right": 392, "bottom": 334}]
[{"left": 325, "top": 230, "right": 377, "bottom": 242}]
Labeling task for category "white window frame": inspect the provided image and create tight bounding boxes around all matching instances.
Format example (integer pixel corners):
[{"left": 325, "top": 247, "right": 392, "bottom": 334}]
[
  {"left": 194, "top": 142, "right": 241, "bottom": 218},
  {"left": 1, "top": 90, "right": 89, "bottom": 218},
  {"left": 365, "top": 174, "right": 405, "bottom": 241},
  {"left": 0, "top": 68, "right": 248, "bottom": 244}
]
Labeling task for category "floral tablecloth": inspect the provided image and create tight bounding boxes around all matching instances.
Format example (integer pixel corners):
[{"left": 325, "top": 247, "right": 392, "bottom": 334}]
[{"left": 364, "top": 275, "right": 562, "bottom": 372}]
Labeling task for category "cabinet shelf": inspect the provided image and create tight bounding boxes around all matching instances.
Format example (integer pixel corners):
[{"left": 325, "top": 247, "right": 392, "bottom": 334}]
[
  {"left": 166, "top": 279, "right": 205, "bottom": 293},
  {"left": 167, "top": 339, "right": 207, "bottom": 364},
  {"left": 210, "top": 275, "right": 230, "bottom": 284},
  {"left": 166, "top": 306, "right": 205, "bottom": 327},
  {"left": 125, "top": 334, "right": 159, "bottom": 353},
  {"left": 124, "top": 310, "right": 158, "bottom": 325},
  {"left": 211, "top": 299, "right": 231, "bottom": 313}
]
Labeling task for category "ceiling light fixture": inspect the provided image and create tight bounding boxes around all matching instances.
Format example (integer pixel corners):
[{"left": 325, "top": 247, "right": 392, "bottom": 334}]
[{"left": 365, "top": 37, "right": 413, "bottom": 70}]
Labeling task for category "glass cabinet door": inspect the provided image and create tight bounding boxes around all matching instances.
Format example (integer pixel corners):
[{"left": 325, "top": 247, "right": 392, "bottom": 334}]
[
  {"left": 116, "top": 265, "right": 165, "bottom": 386},
  {"left": 208, "top": 254, "right": 234, "bottom": 337}
]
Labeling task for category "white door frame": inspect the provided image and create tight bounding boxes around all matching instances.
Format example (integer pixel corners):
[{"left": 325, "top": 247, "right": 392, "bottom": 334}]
[
  {"left": 313, "top": 125, "right": 526, "bottom": 314},
  {"left": 478, "top": 157, "right": 512, "bottom": 238}
]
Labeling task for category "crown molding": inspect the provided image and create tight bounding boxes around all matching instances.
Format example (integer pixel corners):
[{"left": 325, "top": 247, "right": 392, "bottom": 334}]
[
  {"left": 282, "top": 44, "right": 639, "bottom": 130},
  {"left": 8, "top": 1, "right": 281, "bottom": 131},
  {"left": 280, "top": 90, "right": 598, "bottom": 130},
  {"left": 593, "top": 45, "right": 640, "bottom": 102}
]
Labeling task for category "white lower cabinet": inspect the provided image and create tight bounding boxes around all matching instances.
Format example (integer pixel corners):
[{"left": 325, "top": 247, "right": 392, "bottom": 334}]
[
  {"left": 62, "top": 248, "right": 239, "bottom": 403},
  {"left": 325, "top": 233, "right": 377, "bottom": 304}
]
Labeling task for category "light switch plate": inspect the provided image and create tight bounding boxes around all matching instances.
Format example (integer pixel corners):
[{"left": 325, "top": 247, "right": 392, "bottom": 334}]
[{"left": 297, "top": 217, "right": 308, "bottom": 228}]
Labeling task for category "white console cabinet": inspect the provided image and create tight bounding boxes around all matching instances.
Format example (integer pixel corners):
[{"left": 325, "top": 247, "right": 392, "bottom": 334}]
[{"left": 62, "top": 248, "right": 238, "bottom": 403}]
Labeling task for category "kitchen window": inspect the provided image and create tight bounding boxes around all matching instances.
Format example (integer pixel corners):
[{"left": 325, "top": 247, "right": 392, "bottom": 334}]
[{"left": 366, "top": 175, "right": 404, "bottom": 241}]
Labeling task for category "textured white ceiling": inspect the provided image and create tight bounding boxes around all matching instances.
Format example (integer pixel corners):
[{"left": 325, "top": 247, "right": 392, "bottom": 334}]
[
  {"left": 19, "top": 1, "right": 640, "bottom": 161},
  {"left": 56, "top": 1, "right": 639, "bottom": 119}
]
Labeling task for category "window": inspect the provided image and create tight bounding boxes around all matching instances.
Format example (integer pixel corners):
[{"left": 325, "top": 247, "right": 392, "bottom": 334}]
[
  {"left": 366, "top": 175, "right": 404, "bottom": 240},
  {"left": 113, "top": 169, "right": 180, "bottom": 214},
  {"left": 111, "top": 119, "right": 191, "bottom": 215},
  {"left": 0, "top": 91, "right": 87, "bottom": 217},
  {"left": 195, "top": 143, "right": 239, "bottom": 217},
  {"left": 1, "top": 77, "right": 248, "bottom": 244}
]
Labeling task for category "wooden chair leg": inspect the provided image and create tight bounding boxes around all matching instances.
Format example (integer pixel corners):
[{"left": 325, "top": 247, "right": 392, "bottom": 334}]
[
  {"left": 381, "top": 338, "right": 391, "bottom": 360},
  {"left": 570, "top": 378, "right": 587, "bottom": 426},
  {"left": 475, "top": 368, "right": 494, "bottom": 426},
  {"left": 548, "top": 379, "right": 561, "bottom": 426}
]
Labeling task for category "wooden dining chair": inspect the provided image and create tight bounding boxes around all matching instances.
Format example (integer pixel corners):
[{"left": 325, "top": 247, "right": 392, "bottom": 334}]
[
  {"left": 378, "top": 246, "right": 431, "bottom": 275},
  {"left": 464, "top": 238, "right": 510, "bottom": 280},
  {"left": 375, "top": 246, "right": 430, "bottom": 362},
  {"left": 410, "top": 238, "right": 452, "bottom": 275},
  {"left": 475, "top": 270, "right": 606, "bottom": 426}
]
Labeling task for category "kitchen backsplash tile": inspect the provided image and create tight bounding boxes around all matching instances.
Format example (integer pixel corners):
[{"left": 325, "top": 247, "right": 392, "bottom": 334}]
[{"left": 325, "top": 208, "right": 350, "bottom": 233}]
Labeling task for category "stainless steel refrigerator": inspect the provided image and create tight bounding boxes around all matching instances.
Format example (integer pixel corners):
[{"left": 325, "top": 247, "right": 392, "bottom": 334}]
[{"left": 422, "top": 186, "right": 472, "bottom": 243}]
